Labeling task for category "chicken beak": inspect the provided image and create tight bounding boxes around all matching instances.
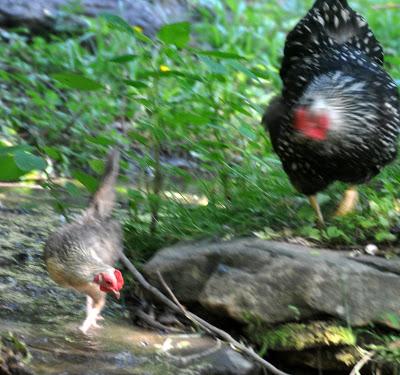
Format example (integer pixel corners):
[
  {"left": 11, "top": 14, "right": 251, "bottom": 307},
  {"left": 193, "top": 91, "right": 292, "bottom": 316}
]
[{"left": 113, "top": 290, "right": 120, "bottom": 299}]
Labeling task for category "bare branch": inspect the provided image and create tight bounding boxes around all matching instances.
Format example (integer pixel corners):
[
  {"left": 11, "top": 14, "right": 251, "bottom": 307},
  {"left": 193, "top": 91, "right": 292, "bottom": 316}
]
[
  {"left": 135, "top": 309, "right": 184, "bottom": 333},
  {"left": 118, "top": 253, "right": 291, "bottom": 375},
  {"left": 349, "top": 350, "right": 375, "bottom": 375}
]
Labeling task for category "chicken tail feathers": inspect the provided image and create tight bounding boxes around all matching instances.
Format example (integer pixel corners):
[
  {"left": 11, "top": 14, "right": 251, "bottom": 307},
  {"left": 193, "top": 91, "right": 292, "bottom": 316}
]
[
  {"left": 280, "top": 0, "right": 383, "bottom": 81},
  {"left": 86, "top": 148, "right": 120, "bottom": 220}
]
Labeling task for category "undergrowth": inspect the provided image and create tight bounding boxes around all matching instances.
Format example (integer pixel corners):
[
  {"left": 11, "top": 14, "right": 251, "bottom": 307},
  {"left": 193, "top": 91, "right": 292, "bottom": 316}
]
[{"left": 0, "top": 0, "right": 399, "bottom": 262}]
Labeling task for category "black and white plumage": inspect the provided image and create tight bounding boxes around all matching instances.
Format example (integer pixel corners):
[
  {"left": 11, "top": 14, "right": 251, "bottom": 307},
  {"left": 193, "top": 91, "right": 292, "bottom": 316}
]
[{"left": 262, "top": 0, "right": 400, "bottom": 222}]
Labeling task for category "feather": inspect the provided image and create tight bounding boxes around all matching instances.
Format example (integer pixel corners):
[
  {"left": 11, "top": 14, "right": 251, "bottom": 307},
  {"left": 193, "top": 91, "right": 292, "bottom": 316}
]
[{"left": 262, "top": 0, "right": 400, "bottom": 196}]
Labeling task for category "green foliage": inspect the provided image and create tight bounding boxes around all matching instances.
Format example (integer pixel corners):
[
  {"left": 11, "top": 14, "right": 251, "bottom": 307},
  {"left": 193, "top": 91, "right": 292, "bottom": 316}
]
[
  {"left": 0, "top": 145, "right": 46, "bottom": 181},
  {"left": 0, "top": 0, "right": 399, "bottom": 256},
  {"left": 157, "top": 22, "right": 191, "bottom": 48},
  {"left": 245, "top": 318, "right": 357, "bottom": 353},
  {"left": 1, "top": 1, "right": 400, "bottom": 367},
  {"left": 52, "top": 72, "right": 104, "bottom": 91},
  {"left": 1, "top": 332, "right": 31, "bottom": 363}
]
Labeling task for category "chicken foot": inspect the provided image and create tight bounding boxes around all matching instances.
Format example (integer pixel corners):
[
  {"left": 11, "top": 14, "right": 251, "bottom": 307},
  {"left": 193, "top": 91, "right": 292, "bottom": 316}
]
[
  {"left": 79, "top": 292, "right": 106, "bottom": 333},
  {"left": 308, "top": 195, "right": 325, "bottom": 227},
  {"left": 335, "top": 186, "right": 359, "bottom": 217}
]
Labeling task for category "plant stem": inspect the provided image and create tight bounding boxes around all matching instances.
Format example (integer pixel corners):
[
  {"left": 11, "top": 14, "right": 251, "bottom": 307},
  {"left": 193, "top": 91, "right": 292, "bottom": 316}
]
[
  {"left": 148, "top": 63, "right": 164, "bottom": 235},
  {"left": 150, "top": 139, "right": 162, "bottom": 235},
  {"left": 208, "top": 83, "right": 231, "bottom": 201}
]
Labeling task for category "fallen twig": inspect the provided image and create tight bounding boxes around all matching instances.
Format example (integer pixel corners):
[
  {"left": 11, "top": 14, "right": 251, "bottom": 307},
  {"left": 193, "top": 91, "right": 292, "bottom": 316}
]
[
  {"left": 349, "top": 350, "right": 375, "bottom": 375},
  {"left": 135, "top": 309, "right": 184, "bottom": 333},
  {"left": 118, "top": 253, "right": 291, "bottom": 375},
  {"left": 164, "top": 338, "right": 222, "bottom": 366}
]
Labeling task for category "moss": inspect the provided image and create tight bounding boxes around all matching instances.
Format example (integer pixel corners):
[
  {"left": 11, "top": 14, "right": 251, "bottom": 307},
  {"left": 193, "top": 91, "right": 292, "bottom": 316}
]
[
  {"left": 246, "top": 319, "right": 356, "bottom": 352},
  {"left": 335, "top": 347, "right": 360, "bottom": 366}
]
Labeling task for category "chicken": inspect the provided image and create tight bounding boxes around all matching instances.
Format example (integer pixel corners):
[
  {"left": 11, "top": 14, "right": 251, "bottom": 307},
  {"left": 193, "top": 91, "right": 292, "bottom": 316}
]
[
  {"left": 44, "top": 149, "right": 124, "bottom": 333},
  {"left": 262, "top": 0, "right": 400, "bottom": 226}
]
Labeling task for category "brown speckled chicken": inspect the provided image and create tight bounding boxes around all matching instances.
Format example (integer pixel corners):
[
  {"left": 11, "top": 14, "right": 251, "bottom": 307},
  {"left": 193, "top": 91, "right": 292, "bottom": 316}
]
[{"left": 44, "top": 149, "right": 124, "bottom": 333}]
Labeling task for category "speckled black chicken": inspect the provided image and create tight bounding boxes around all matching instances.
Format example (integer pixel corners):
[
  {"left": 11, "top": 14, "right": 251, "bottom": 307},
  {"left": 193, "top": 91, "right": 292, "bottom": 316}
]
[
  {"left": 44, "top": 149, "right": 124, "bottom": 333},
  {"left": 262, "top": 0, "right": 400, "bottom": 225}
]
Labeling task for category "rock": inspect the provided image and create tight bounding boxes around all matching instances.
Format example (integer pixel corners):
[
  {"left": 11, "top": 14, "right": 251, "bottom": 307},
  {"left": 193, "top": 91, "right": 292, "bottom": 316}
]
[
  {"left": 0, "top": 332, "right": 34, "bottom": 375},
  {"left": 0, "top": 0, "right": 189, "bottom": 36},
  {"left": 247, "top": 321, "right": 356, "bottom": 352},
  {"left": 0, "top": 193, "right": 259, "bottom": 375},
  {"left": 162, "top": 336, "right": 260, "bottom": 375},
  {"left": 195, "top": 347, "right": 259, "bottom": 375},
  {"left": 143, "top": 238, "right": 400, "bottom": 328},
  {"left": 273, "top": 346, "right": 360, "bottom": 372},
  {"left": 246, "top": 320, "right": 360, "bottom": 371}
]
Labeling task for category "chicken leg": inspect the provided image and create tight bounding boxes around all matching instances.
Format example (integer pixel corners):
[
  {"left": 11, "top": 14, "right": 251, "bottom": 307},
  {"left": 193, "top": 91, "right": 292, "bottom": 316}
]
[
  {"left": 86, "top": 296, "right": 104, "bottom": 322},
  {"left": 309, "top": 195, "right": 325, "bottom": 227},
  {"left": 78, "top": 285, "right": 106, "bottom": 333},
  {"left": 335, "top": 186, "right": 358, "bottom": 217}
]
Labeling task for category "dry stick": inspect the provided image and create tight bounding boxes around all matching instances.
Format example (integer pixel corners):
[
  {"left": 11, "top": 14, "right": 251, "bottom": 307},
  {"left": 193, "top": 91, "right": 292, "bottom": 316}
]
[
  {"left": 349, "top": 350, "right": 375, "bottom": 375},
  {"left": 135, "top": 309, "right": 184, "bottom": 334},
  {"left": 119, "top": 253, "right": 291, "bottom": 375},
  {"left": 157, "top": 271, "right": 291, "bottom": 375}
]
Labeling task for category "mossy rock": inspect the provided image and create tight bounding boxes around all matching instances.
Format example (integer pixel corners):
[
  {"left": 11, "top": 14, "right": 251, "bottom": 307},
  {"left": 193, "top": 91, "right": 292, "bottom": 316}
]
[
  {"left": 272, "top": 346, "right": 361, "bottom": 371},
  {"left": 0, "top": 332, "right": 34, "bottom": 375},
  {"left": 245, "top": 320, "right": 361, "bottom": 371},
  {"left": 246, "top": 320, "right": 356, "bottom": 352}
]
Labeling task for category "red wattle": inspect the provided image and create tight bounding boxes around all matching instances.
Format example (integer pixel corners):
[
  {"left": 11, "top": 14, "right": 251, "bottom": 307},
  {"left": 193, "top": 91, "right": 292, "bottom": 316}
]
[
  {"left": 294, "top": 108, "right": 328, "bottom": 141},
  {"left": 114, "top": 269, "right": 124, "bottom": 290}
]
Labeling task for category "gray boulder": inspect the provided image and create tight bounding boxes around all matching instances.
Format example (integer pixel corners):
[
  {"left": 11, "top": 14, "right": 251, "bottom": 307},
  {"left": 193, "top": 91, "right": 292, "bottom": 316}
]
[
  {"left": 144, "top": 238, "right": 400, "bottom": 327},
  {"left": 0, "top": 0, "right": 189, "bottom": 35}
]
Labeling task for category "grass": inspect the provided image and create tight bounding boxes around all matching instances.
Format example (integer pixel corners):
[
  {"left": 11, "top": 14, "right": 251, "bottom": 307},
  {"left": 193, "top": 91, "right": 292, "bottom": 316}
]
[
  {"left": 0, "top": 0, "right": 399, "bottom": 261},
  {"left": 1, "top": 2, "right": 400, "bottom": 372}
]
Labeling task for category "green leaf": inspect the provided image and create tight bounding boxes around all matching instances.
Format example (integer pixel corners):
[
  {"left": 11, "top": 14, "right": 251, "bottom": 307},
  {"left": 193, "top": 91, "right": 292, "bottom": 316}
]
[
  {"left": 101, "top": 13, "right": 135, "bottom": 36},
  {"left": 128, "top": 188, "right": 145, "bottom": 202},
  {"left": 0, "top": 145, "right": 31, "bottom": 156},
  {"left": 200, "top": 56, "right": 227, "bottom": 75},
  {"left": 42, "top": 146, "right": 61, "bottom": 161},
  {"left": 14, "top": 151, "right": 47, "bottom": 172},
  {"left": 250, "top": 68, "right": 270, "bottom": 79},
  {"left": 375, "top": 231, "right": 396, "bottom": 242},
  {"left": 86, "top": 135, "right": 115, "bottom": 146},
  {"left": 230, "top": 101, "right": 253, "bottom": 116},
  {"left": 227, "top": 61, "right": 259, "bottom": 81},
  {"left": 157, "top": 22, "right": 190, "bottom": 48},
  {"left": 137, "top": 70, "right": 201, "bottom": 81},
  {"left": 132, "top": 98, "right": 151, "bottom": 106},
  {"left": 198, "top": 140, "right": 228, "bottom": 149},
  {"left": 64, "top": 181, "right": 81, "bottom": 197},
  {"left": 193, "top": 49, "right": 245, "bottom": 60},
  {"left": 89, "top": 159, "right": 105, "bottom": 174},
  {"left": 109, "top": 54, "right": 137, "bottom": 63},
  {"left": 72, "top": 170, "right": 98, "bottom": 193},
  {"left": 132, "top": 28, "right": 153, "bottom": 44},
  {"left": 128, "top": 130, "right": 148, "bottom": 145},
  {"left": 173, "top": 111, "right": 210, "bottom": 125},
  {"left": 226, "top": 0, "right": 239, "bottom": 12},
  {"left": 300, "top": 226, "right": 321, "bottom": 241},
  {"left": 123, "top": 79, "right": 149, "bottom": 89},
  {"left": 0, "top": 155, "right": 25, "bottom": 181},
  {"left": 325, "top": 226, "right": 343, "bottom": 239},
  {"left": 52, "top": 73, "right": 103, "bottom": 91},
  {"left": 238, "top": 125, "right": 257, "bottom": 141}
]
